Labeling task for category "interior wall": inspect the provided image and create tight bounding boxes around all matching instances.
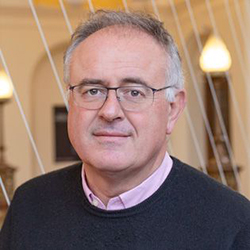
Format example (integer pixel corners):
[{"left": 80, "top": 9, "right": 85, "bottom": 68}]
[
  {"left": 0, "top": 6, "right": 73, "bottom": 186},
  {"left": 31, "top": 43, "right": 74, "bottom": 176}
]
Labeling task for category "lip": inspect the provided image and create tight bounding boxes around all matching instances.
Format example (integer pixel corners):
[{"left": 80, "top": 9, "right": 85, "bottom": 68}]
[
  {"left": 93, "top": 131, "right": 130, "bottom": 144},
  {"left": 93, "top": 131, "right": 130, "bottom": 137}
]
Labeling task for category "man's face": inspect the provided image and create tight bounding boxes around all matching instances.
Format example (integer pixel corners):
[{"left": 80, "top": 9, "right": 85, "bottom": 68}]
[{"left": 68, "top": 27, "right": 185, "bottom": 177}]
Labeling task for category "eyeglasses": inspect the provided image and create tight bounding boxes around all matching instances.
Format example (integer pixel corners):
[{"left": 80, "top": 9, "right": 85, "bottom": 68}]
[{"left": 69, "top": 84, "right": 173, "bottom": 112}]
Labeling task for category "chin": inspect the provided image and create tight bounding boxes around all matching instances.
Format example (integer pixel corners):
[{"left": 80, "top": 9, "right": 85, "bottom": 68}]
[{"left": 85, "top": 151, "right": 134, "bottom": 173}]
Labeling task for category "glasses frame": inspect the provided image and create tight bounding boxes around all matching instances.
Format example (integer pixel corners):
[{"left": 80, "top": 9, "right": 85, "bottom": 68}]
[{"left": 68, "top": 84, "right": 174, "bottom": 111}]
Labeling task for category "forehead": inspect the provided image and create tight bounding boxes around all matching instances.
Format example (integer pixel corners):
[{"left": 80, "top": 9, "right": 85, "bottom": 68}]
[{"left": 70, "top": 27, "right": 168, "bottom": 87}]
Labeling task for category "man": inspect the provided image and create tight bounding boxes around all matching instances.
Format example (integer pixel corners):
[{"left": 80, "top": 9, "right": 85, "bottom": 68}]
[{"left": 0, "top": 10, "right": 250, "bottom": 250}]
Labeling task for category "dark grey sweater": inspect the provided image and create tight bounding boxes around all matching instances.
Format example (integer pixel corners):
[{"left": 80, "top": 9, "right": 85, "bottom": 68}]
[{"left": 0, "top": 157, "right": 250, "bottom": 249}]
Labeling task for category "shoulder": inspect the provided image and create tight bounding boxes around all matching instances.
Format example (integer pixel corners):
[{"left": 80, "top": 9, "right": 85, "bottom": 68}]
[
  {"left": 13, "top": 163, "right": 82, "bottom": 204},
  {"left": 18, "top": 162, "right": 82, "bottom": 190},
  {"left": 170, "top": 157, "right": 250, "bottom": 220}
]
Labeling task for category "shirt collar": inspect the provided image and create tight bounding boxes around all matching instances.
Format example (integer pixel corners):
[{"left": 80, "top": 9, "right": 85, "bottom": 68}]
[{"left": 81, "top": 152, "right": 173, "bottom": 210}]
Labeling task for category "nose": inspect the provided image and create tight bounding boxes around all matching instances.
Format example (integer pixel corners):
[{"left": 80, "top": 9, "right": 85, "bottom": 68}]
[{"left": 97, "top": 90, "right": 124, "bottom": 122}]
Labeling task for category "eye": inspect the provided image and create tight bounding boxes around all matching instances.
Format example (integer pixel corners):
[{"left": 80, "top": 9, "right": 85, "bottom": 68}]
[
  {"left": 130, "top": 90, "right": 141, "bottom": 97},
  {"left": 87, "top": 88, "right": 100, "bottom": 96},
  {"left": 127, "top": 88, "right": 147, "bottom": 98},
  {"left": 78, "top": 86, "right": 105, "bottom": 97},
  {"left": 73, "top": 85, "right": 107, "bottom": 102},
  {"left": 120, "top": 87, "right": 148, "bottom": 102}
]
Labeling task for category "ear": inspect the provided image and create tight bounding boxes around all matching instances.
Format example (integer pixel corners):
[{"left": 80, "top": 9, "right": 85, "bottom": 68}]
[{"left": 166, "top": 89, "right": 186, "bottom": 135}]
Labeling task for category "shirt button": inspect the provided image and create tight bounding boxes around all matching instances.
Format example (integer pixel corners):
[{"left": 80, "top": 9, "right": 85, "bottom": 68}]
[{"left": 92, "top": 199, "right": 99, "bottom": 207}]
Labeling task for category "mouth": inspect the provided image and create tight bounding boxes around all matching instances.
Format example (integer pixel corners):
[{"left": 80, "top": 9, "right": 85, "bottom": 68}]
[
  {"left": 92, "top": 130, "right": 131, "bottom": 143},
  {"left": 93, "top": 131, "right": 130, "bottom": 137}
]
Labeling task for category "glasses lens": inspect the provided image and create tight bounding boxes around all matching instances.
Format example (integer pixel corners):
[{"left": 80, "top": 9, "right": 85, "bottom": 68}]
[
  {"left": 72, "top": 85, "right": 107, "bottom": 109},
  {"left": 71, "top": 85, "right": 154, "bottom": 111},
  {"left": 118, "top": 86, "right": 153, "bottom": 111}
]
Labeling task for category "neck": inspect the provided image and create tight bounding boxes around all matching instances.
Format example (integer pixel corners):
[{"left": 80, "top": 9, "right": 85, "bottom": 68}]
[{"left": 83, "top": 150, "right": 167, "bottom": 206}]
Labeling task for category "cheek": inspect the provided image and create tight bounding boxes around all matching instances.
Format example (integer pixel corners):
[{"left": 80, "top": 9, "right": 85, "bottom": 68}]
[
  {"left": 154, "top": 102, "right": 170, "bottom": 131},
  {"left": 67, "top": 109, "right": 78, "bottom": 147},
  {"left": 68, "top": 107, "right": 88, "bottom": 145},
  {"left": 129, "top": 108, "right": 168, "bottom": 142}
]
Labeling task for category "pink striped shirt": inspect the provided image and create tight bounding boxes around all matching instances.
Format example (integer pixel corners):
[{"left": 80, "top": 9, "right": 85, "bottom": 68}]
[{"left": 81, "top": 153, "right": 173, "bottom": 210}]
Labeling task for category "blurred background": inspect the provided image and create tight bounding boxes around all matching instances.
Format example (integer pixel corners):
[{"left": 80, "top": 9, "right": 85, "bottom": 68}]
[{"left": 0, "top": 0, "right": 249, "bottom": 224}]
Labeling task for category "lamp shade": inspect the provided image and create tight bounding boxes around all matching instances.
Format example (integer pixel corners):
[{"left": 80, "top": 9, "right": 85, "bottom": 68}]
[
  {"left": 199, "top": 35, "right": 232, "bottom": 73},
  {"left": 0, "top": 71, "right": 13, "bottom": 101}
]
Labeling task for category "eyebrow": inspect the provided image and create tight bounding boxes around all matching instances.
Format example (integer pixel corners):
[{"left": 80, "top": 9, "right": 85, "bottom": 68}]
[
  {"left": 76, "top": 79, "right": 104, "bottom": 86},
  {"left": 75, "top": 77, "right": 149, "bottom": 87},
  {"left": 120, "top": 77, "right": 149, "bottom": 87}
]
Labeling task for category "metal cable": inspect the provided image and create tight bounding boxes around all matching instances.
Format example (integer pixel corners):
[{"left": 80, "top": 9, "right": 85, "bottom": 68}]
[
  {"left": 204, "top": 0, "right": 250, "bottom": 161},
  {"left": 0, "top": 50, "right": 46, "bottom": 175},
  {"left": 87, "top": 0, "right": 95, "bottom": 13},
  {"left": 232, "top": 0, "right": 248, "bottom": 48},
  {"left": 185, "top": 109, "right": 207, "bottom": 174},
  {"left": 151, "top": 0, "right": 207, "bottom": 173},
  {"left": 168, "top": 0, "right": 227, "bottom": 185},
  {"left": 28, "top": 0, "right": 68, "bottom": 110},
  {"left": 184, "top": 0, "right": 240, "bottom": 189},
  {"left": 0, "top": 175, "right": 10, "bottom": 206},
  {"left": 122, "top": 0, "right": 129, "bottom": 13},
  {"left": 59, "top": 0, "right": 73, "bottom": 35},
  {"left": 225, "top": 72, "right": 250, "bottom": 160},
  {"left": 151, "top": 0, "right": 161, "bottom": 21},
  {"left": 223, "top": 0, "right": 250, "bottom": 95}
]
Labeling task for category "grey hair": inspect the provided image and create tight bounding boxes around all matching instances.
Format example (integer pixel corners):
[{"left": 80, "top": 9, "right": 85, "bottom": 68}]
[{"left": 63, "top": 10, "right": 184, "bottom": 102}]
